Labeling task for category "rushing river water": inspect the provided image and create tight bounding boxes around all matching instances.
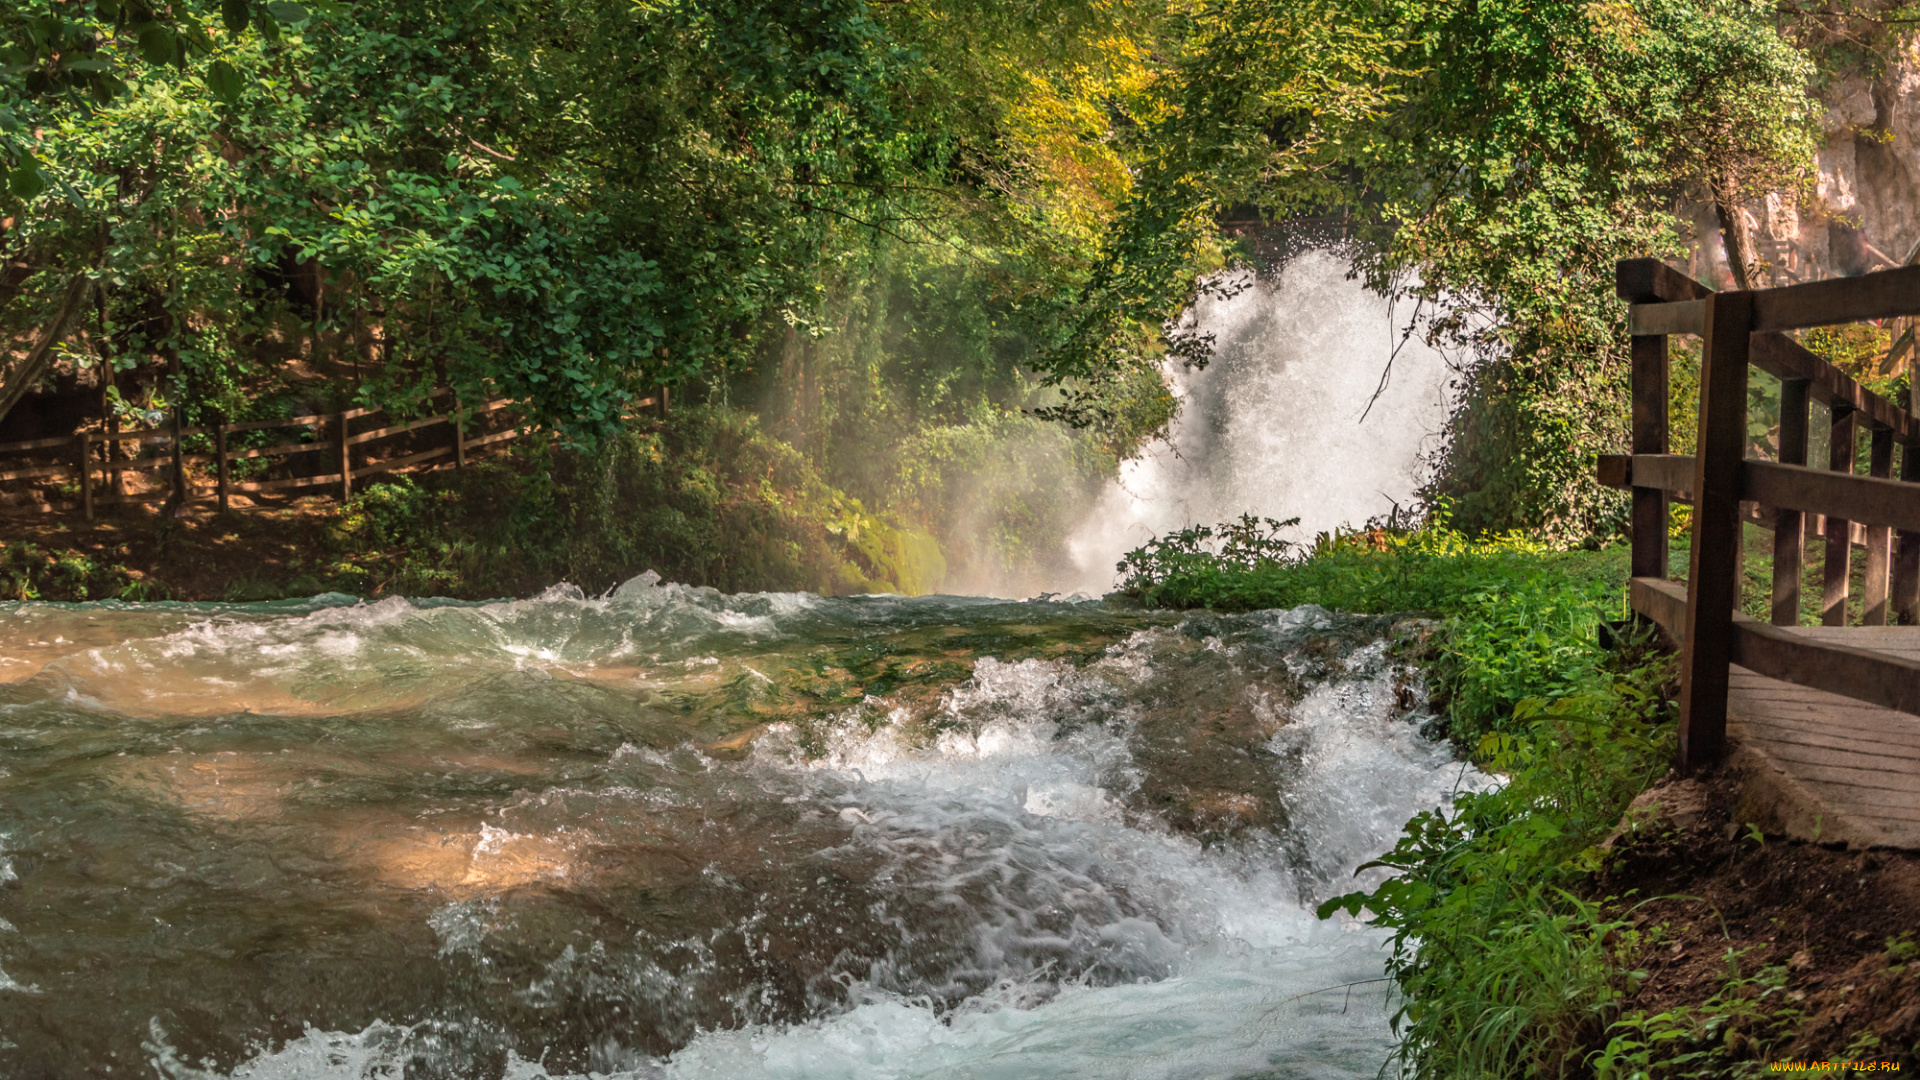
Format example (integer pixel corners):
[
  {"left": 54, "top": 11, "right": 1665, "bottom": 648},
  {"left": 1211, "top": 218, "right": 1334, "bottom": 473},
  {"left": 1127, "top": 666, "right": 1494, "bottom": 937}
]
[{"left": 0, "top": 576, "right": 1480, "bottom": 1079}]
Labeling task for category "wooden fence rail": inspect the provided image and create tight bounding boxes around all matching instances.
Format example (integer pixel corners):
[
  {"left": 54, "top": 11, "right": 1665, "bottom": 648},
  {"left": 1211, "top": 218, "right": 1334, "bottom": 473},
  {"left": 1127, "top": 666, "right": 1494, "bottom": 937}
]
[
  {"left": 1603, "top": 257, "right": 1920, "bottom": 767},
  {"left": 0, "top": 388, "right": 666, "bottom": 520}
]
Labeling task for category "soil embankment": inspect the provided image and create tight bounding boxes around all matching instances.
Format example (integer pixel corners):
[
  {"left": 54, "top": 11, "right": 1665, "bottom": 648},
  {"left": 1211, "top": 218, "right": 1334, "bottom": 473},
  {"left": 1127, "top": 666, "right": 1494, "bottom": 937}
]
[{"left": 1593, "top": 770, "right": 1920, "bottom": 1067}]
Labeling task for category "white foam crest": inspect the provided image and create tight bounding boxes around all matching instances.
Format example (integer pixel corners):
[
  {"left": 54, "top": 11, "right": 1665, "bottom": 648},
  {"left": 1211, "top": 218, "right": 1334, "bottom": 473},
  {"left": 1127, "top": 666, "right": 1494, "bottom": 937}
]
[
  {"left": 148, "top": 1019, "right": 416, "bottom": 1080},
  {"left": 1270, "top": 647, "right": 1491, "bottom": 892},
  {"left": 186, "top": 943, "right": 1397, "bottom": 1080},
  {"left": 649, "top": 945, "right": 1396, "bottom": 1080}
]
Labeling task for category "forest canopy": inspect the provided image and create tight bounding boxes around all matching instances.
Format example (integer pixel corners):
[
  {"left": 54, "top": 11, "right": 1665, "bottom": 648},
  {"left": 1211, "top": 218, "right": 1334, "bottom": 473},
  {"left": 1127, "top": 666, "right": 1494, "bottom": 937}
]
[{"left": 0, "top": 0, "right": 1857, "bottom": 550}]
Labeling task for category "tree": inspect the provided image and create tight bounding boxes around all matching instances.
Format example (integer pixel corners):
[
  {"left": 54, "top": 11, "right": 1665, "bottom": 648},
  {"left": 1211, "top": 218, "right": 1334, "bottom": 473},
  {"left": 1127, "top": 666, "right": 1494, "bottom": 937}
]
[{"left": 1053, "top": 0, "right": 1816, "bottom": 540}]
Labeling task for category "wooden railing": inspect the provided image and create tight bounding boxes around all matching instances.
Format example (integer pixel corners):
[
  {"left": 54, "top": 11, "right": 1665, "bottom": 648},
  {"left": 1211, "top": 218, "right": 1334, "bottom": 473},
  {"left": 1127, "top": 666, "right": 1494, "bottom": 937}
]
[
  {"left": 1601, "top": 258, "right": 1920, "bottom": 767},
  {"left": 0, "top": 388, "right": 666, "bottom": 520}
]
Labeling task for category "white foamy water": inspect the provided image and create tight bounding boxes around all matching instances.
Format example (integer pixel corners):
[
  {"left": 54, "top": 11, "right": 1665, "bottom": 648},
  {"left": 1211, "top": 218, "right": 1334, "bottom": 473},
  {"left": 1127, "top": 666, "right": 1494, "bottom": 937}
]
[
  {"left": 1060, "top": 251, "right": 1455, "bottom": 594},
  {"left": 68, "top": 594, "right": 1483, "bottom": 1080}
]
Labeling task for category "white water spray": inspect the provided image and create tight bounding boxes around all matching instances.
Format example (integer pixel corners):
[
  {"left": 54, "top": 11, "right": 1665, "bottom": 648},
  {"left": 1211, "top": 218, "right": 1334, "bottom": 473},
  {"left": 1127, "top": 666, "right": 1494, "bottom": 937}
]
[{"left": 1059, "top": 250, "right": 1455, "bottom": 595}]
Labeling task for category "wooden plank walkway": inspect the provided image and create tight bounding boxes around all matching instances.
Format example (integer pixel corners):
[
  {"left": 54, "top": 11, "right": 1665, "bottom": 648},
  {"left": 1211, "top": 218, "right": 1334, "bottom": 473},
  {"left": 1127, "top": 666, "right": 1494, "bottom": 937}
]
[
  {"left": 1631, "top": 578, "right": 1920, "bottom": 848},
  {"left": 1727, "top": 647, "right": 1920, "bottom": 849},
  {"left": 1609, "top": 258, "right": 1920, "bottom": 850}
]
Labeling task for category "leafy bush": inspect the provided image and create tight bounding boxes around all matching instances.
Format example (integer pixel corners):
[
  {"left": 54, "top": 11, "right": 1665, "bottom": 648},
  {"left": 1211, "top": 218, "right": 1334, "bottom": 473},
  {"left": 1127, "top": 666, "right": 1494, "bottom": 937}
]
[{"left": 0, "top": 542, "right": 161, "bottom": 602}]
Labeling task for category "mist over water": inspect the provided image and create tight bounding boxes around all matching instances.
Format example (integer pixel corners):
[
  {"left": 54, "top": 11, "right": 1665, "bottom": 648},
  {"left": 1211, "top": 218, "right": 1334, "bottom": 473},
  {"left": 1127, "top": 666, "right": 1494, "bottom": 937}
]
[{"left": 1059, "top": 249, "right": 1455, "bottom": 596}]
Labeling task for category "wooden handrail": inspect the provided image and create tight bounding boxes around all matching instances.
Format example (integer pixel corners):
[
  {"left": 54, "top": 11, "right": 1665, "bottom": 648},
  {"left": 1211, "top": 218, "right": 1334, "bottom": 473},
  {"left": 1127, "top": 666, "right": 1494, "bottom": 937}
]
[
  {"left": 1611, "top": 258, "right": 1920, "bottom": 768},
  {"left": 1600, "top": 452, "right": 1920, "bottom": 534},
  {"left": 1632, "top": 578, "right": 1920, "bottom": 718},
  {"left": 1750, "top": 264, "right": 1920, "bottom": 332},
  {"left": 1743, "top": 460, "right": 1920, "bottom": 534},
  {"left": 1598, "top": 452, "right": 1876, "bottom": 545},
  {"left": 2, "top": 384, "right": 670, "bottom": 520},
  {"left": 1620, "top": 270, "right": 1917, "bottom": 442}
]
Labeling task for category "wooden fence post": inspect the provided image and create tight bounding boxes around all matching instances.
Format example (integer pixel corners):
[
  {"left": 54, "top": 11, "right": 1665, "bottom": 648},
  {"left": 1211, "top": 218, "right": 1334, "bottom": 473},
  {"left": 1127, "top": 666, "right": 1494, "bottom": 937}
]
[
  {"left": 215, "top": 422, "right": 230, "bottom": 513},
  {"left": 170, "top": 407, "right": 186, "bottom": 506},
  {"left": 453, "top": 403, "right": 467, "bottom": 469},
  {"left": 1863, "top": 427, "right": 1894, "bottom": 624},
  {"left": 1678, "top": 290, "right": 1752, "bottom": 769},
  {"left": 1630, "top": 331, "right": 1669, "bottom": 583},
  {"left": 658, "top": 384, "right": 670, "bottom": 419},
  {"left": 1823, "top": 406, "right": 1858, "bottom": 626},
  {"left": 1897, "top": 443, "right": 1920, "bottom": 624},
  {"left": 76, "top": 432, "right": 92, "bottom": 521},
  {"left": 1772, "top": 379, "right": 1810, "bottom": 624},
  {"left": 337, "top": 411, "right": 352, "bottom": 501},
  {"left": 106, "top": 407, "right": 122, "bottom": 496}
]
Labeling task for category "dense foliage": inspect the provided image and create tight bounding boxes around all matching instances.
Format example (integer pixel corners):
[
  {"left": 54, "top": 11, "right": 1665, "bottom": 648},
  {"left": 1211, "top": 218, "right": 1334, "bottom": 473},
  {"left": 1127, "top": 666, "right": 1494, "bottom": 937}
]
[
  {"left": 1057, "top": 0, "right": 1818, "bottom": 541},
  {"left": 2, "top": 0, "right": 1185, "bottom": 584},
  {"left": 0, "top": 0, "right": 1866, "bottom": 571}
]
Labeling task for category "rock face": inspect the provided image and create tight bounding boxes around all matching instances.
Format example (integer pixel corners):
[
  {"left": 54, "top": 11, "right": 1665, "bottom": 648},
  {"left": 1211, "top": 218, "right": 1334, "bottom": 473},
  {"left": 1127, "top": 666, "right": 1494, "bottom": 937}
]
[{"left": 1684, "top": 49, "right": 1920, "bottom": 288}]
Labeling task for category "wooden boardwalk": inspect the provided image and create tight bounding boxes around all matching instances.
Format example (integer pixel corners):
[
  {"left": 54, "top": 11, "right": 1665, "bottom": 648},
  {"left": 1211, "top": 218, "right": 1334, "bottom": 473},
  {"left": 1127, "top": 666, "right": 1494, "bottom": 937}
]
[
  {"left": 1631, "top": 577, "right": 1920, "bottom": 847},
  {"left": 1728, "top": 650, "right": 1920, "bottom": 849},
  {"left": 1606, "top": 258, "right": 1920, "bottom": 851}
]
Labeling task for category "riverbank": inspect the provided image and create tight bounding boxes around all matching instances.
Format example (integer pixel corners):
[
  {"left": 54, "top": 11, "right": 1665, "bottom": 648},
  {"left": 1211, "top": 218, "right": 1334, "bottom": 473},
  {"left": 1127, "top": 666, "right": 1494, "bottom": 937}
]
[
  {"left": 0, "top": 407, "right": 957, "bottom": 603},
  {"left": 1118, "top": 521, "right": 1920, "bottom": 1076}
]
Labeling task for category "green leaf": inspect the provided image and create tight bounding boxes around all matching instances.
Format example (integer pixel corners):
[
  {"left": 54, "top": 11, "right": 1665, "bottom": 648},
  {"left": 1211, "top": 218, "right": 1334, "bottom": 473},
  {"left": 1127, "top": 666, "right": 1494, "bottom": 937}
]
[
  {"left": 222, "top": 0, "right": 250, "bottom": 34},
  {"left": 8, "top": 166, "right": 46, "bottom": 200},
  {"left": 207, "top": 59, "right": 245, "bottom": 105},
  {"left": 136, "top": 24, "right": 175, "bottom": 65},
  {"left": 265, "top": 1, "right": 311, "bottom": 25}
]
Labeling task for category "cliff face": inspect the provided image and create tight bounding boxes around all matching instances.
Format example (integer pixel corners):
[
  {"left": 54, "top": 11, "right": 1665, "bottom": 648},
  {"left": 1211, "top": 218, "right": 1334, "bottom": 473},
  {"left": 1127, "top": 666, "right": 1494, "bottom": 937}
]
[{"left": 1683, "top": 48, "right": 1920, "bottom": 289}]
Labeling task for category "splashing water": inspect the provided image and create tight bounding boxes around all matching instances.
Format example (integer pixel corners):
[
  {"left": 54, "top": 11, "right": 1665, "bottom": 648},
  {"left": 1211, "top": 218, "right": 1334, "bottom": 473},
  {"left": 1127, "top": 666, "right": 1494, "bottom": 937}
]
[
  {"left": 1059, "top": 250, "right": 1455, "bottom": 595},
  {"left": 0, "top": 579, "right": 1482, "bottom": 1078}
]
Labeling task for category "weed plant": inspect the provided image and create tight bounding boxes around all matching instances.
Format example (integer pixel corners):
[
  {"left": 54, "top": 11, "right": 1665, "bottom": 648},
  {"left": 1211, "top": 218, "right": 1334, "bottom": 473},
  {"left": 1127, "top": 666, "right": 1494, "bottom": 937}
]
[{"left": 1, "top": 542, "right": 160, "bottom": 601}]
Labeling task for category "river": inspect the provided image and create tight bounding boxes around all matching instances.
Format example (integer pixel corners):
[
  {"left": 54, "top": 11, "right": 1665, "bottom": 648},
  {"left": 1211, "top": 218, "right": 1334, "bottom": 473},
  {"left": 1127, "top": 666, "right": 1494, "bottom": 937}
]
[{"left": 0, "top": 578, "right": 1482, "bottom": 1078}]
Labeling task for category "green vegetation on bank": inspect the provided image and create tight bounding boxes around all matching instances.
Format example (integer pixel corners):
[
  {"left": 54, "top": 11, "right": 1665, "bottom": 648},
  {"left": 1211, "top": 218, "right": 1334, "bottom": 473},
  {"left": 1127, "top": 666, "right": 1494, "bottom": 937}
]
[
  {"left": 6, "top": 400, "right": 1107, "bottom": 601},
  {"left": 1118, "top": 519, "right": 1907, "bottom": 1078}
]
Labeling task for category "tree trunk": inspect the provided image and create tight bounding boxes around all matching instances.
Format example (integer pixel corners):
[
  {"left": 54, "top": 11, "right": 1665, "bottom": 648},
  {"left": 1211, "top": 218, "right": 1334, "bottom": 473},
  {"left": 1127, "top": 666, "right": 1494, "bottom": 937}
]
[
  {"left": 1711, "top": 168, "right": 1760, "bottom": 292},
  {"left": 0, "top": 274, "right": 95, "bottom": 428}
]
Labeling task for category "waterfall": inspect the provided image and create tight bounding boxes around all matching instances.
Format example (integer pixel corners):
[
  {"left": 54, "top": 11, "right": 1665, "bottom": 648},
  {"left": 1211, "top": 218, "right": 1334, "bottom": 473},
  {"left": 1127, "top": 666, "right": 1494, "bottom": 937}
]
[{"left": 1058, "top": 249, "right": 1455, "bottom": 594}]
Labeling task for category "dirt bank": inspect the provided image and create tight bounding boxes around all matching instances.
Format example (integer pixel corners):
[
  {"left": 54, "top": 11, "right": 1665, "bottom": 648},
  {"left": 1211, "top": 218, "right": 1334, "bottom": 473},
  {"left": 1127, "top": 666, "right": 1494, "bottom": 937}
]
[{"left": 1591, "top": 769, "right": 1920, "bottom": 1069}]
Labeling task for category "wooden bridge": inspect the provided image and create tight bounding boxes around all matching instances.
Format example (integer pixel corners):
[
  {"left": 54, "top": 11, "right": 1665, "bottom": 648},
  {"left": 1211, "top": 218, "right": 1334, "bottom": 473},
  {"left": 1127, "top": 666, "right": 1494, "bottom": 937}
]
[{"left": 1601, "top": 258, "right": 1920, "bottom": 849}]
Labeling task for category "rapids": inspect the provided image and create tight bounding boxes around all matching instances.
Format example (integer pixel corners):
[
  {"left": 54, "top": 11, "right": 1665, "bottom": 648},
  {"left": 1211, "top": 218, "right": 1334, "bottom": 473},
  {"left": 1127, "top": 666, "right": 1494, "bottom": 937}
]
[{"left": 0, "top": 576, "right": 1482, "bottom": 1078}]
